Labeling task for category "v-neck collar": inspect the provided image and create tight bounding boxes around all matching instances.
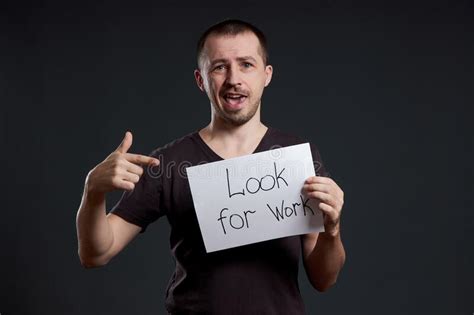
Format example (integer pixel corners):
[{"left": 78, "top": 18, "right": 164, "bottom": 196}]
[{"left": 193, "top": 126, "right": 273, "bottom": 162}]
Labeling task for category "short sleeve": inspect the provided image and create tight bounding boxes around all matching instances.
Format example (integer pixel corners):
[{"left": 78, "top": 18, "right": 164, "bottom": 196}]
[
  {"left": 109, "top": 150, "right": 164, "bottom": 234},
  {"left": 309, "top": 142, "right": 331, "bottom": 178}
]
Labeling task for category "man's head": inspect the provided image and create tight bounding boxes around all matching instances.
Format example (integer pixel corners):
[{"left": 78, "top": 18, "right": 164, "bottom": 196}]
[
  {"left": 196, "top": 19, "right": 269, "bottom": 69},
  {"left": 194, "top": 19, "right": 273, "bottom": 126}
]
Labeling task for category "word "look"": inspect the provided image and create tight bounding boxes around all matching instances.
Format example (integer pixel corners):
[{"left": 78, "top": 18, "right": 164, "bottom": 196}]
[{"left": 226, "top": 162, "right": 288, "bottom": 198}]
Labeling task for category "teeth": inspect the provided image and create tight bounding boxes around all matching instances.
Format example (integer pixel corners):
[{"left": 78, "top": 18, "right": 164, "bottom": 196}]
[{"left": 226, "top": 95, "right": 245, "bottom": 99}]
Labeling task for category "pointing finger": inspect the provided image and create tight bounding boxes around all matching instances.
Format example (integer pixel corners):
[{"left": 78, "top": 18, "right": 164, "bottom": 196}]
[{"left": 124, "top": 153, "right": 160, "bottom": 166}]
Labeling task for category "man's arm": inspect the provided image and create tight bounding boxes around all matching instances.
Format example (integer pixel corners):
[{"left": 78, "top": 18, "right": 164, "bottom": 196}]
[
  {"left": 301, "top": 230, "right": 345, "bottom": 292},
  {"left": 301, "top": 176, "right": 346, "bottom": 292},
  {"left": 76, "top": 131, "right": 159, "bottom": 268},
  {"left": 76, "top": 188, "right": 141, "bottom": 268}
]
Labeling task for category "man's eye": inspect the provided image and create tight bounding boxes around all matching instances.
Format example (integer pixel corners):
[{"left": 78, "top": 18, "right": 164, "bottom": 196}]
[
  {"left": 242, "top": 62, "right": 253, "bottom": 68},
  {"left": 214, "top": 65, "right": 226, "bottom": 71}
]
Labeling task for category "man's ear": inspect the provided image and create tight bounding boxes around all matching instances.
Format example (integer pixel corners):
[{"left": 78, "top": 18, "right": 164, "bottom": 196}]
[
  {"left": 264, "top": 65, "right": 273, "bottom": 87},
  {"left": 194, "top": 69, "right": 205, "bottom": 92}
]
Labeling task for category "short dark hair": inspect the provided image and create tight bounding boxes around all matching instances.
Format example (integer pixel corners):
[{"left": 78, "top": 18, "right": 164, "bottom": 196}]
[{"left": 196, "top": 19, "right": 269, "bottom": 69}]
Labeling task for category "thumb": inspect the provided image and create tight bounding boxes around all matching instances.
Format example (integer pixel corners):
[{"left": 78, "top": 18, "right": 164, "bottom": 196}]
[{"left": 116, "top": 131, "right": 133, "bottom": 153}]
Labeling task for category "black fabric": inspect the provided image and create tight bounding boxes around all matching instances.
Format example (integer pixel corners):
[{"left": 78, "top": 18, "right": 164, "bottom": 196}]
[{"left": 110, "top": 126, "right": 329, "bottom": 315}]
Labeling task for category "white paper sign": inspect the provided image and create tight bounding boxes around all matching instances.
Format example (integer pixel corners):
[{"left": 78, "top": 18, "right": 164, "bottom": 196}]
[{"left": 186, "top": 143, "right": 324, "bottom": 253}]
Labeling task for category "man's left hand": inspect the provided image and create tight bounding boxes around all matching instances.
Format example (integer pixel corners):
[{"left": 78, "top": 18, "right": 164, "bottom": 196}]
[{"left": 303, "top": 176, "right": 344, "bottom": 237}]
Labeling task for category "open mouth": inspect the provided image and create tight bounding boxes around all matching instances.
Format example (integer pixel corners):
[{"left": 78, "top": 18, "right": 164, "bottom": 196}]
[{"left": 222, "top": 93, "right": 248, "bottom": 109}]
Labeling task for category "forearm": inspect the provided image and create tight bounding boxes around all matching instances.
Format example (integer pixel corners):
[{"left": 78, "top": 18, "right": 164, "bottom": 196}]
[
  {"left": 305, "top": 231, "right": 346, "bottom": 291},
  {"left": 75, "top": 181, "right": 114, "bottom": 266}
]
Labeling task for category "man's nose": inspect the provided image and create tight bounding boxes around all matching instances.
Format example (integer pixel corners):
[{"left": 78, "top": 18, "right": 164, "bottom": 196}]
[{"left": 225, "top": 64, "right": 242, "bottom": 86}]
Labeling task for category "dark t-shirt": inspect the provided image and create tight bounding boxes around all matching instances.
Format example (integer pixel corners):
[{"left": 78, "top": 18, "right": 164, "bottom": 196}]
[{"left": 110, "top": 126, "right": 329, "bottom": 315}]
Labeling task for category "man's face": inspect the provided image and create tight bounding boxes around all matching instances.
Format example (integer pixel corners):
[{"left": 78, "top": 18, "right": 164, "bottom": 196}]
[{"left": 194, "top": 32, "right": 273, "bottom": 126}]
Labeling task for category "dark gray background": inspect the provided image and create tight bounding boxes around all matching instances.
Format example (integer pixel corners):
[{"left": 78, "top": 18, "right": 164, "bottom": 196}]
[{"left": 2, "top": 0, "right": 472, "bottom": 314}]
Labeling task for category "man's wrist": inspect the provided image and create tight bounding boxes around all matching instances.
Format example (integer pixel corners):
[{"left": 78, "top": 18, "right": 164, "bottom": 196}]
[
  {"left": 322, "top": 224, "right": 341, "bottom": 239},
  {"left": 84, "top": 182, "right": 106, "bottom": 207}
]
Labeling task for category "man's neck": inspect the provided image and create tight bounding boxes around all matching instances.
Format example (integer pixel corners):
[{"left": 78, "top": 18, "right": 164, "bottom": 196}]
[{"left": 199, "top": 112, "right": 268, "bottom": 159}]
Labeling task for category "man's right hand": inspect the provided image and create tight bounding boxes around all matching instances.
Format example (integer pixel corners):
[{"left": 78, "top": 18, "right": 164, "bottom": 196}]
[{"left": 85, "top": 131, "right": 160, "bottom": 194}]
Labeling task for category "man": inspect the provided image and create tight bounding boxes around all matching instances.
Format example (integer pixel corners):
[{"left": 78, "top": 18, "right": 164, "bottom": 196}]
[{"left": 76, "top": 19, "right": 345, "bottom": 314}]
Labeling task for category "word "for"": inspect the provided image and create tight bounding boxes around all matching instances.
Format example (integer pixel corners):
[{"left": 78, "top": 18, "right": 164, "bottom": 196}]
[{"left": 217, "top": 207, "right": 256, "bottom": 235}]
